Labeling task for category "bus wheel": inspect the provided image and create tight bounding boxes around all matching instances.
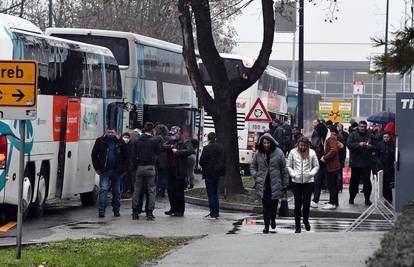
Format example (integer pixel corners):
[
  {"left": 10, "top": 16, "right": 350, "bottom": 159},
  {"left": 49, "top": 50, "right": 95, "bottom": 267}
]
[
  {"left": 22, "top": 176, "right": 33, "bottom": 218},
  {"left": 80, "top": 185, "right": 99, "bottom": 206},
  {"left": 29, "top": 174, "right": 46, "bottom": 218}
]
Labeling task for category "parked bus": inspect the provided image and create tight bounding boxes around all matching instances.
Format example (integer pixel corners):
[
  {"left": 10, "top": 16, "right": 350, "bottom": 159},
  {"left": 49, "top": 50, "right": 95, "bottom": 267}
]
[
  {"left": 0, "top": 14, "right": 123, "bottom": 218},
  {"left": 287, "top": 81, "right": 322, "bottom": 136},
  {"left": 45, "top": 28, "right": 198, "bottom": 137},
  {"left": 198, "top": 54, "right": 288, "bottom": 174}
]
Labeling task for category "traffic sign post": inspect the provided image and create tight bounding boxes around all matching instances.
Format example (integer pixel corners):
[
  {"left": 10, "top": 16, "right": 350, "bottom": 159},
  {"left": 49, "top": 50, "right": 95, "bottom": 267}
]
[
  {"left": 245, "top": 98, "right": 272, "bottom": 133},
  {"left": 318, "top": 100, "right": 352, "bottom": 123},
  {"left": 0, "top": 61, "right": 38, "bottom": 259}
]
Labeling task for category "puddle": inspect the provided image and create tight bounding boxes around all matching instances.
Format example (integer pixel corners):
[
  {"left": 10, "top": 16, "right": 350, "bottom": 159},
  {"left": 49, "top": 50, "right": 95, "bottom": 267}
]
[{"left": 66, "top": 221, "right": 108, "bottom": 230}]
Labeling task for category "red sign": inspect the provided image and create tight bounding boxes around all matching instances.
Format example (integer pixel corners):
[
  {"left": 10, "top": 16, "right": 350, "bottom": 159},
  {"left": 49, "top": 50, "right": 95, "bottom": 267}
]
[{"left": 245, "top": 98, "right": 272, "bottom": 122}]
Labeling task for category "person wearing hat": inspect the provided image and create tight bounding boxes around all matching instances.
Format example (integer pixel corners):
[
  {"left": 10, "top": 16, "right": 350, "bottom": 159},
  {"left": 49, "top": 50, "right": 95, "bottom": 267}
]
[{"left": 164, "top": 126, "right": 195, "bottom": 217}]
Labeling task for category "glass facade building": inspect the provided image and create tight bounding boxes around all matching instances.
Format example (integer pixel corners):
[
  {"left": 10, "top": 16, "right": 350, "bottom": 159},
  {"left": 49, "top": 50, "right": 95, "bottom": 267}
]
[{"left": 270, "top": 60, "right": 408, "bottom": 118}]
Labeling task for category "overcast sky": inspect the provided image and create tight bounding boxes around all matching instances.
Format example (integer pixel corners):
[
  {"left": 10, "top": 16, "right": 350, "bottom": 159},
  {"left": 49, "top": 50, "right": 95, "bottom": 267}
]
[{"left": 232, "top": 0, "right": 409, "bottom": 61}]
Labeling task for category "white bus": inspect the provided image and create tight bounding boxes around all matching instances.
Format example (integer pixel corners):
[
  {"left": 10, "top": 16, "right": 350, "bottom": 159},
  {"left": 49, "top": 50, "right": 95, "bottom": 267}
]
[
  {"left": 45, "top": 28, "right": 198, "bottom": 137},
  {"left": 0, "top": 14, "right": 123, "bottom": 218},
  {"left": 199, "top": 54, "right": 288, "bottom": 174}
]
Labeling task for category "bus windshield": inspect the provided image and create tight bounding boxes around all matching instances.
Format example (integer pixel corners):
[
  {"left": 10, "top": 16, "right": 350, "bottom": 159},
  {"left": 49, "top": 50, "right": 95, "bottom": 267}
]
[{"left": 51, "top": 34, "right": 130, "bottom": 66}]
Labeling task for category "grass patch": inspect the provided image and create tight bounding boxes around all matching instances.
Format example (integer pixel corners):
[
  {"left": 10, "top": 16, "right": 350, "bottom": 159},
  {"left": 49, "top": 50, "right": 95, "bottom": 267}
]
[{"left": 0, "top": 236, "right": 193, "bottom": 267}]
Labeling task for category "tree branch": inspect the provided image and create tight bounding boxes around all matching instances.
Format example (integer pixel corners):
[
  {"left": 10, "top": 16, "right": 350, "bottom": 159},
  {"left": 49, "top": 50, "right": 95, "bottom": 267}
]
[{"left": 178, "top": 0, "right": 217, "bottom": 115}]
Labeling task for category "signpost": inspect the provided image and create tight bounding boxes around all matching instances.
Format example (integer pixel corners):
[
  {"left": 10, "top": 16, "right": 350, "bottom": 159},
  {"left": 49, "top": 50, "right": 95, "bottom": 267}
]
[
  {"left": 245, "top": 97, "right": 272, "bottom": 132},
  {"left": 353, "top": 81, "right": 364, "bottom": 118},
  {"left": 318, "top": 100, "right": 352, "bottom": 123},
  {"left": 0, "top": 60, "right": 38, "bottom": 259}
]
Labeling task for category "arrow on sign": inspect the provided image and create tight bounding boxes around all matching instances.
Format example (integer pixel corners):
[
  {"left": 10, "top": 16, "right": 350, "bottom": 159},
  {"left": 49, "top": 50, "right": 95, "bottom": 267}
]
[{"left": 12, "top": 89, "right": 25, "bottom": 102}]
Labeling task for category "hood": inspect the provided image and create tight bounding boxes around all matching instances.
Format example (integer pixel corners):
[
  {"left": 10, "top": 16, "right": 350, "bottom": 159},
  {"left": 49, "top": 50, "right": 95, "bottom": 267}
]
[{"left": 257, "top": 133, "right": 280, "bottom": 153}]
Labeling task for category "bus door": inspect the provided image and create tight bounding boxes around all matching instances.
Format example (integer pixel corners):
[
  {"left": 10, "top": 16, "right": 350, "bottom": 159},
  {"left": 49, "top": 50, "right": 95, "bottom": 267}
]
[
  {"left": 107, "top": 102, "right": 125, "bottom": 134},
  {"left": 55, "top": 98, "right": 81, "bottom": 198}
]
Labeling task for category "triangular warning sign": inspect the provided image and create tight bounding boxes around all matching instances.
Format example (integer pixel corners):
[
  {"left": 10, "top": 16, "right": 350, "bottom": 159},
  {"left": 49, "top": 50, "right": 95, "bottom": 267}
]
[{"left": 245, "top": 98, "right": 272, "bottom": 122}]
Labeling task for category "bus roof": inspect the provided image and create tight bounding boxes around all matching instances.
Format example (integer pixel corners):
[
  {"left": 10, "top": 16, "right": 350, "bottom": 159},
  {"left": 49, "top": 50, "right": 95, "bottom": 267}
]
[
  {"left": 0, "top": 13, "right": 42, "bottom": 34},
  {"left": 45, "top": 27, "right": 185, "bottom": 54},
  {"left": 287, "top": 83, "right": 321, "bottom": 95}
]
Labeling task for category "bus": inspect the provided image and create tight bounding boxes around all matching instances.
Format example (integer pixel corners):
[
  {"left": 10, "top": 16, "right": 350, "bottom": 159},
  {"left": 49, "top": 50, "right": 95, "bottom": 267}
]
[
  {"left": 0, "top": 14, "right": 123, "bottom": 218},
  {"left": 287, "top": 81, "right": 322, "bottom": 137},
  {"left": 45, "top": 28, "right": 198, "bottom": 137},
  {"left": 199, "top": 54, "right": 288, "bottom": 174}
]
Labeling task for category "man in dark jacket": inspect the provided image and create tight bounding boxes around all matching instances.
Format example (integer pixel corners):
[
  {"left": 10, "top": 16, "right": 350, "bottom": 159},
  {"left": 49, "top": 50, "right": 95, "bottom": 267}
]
[
  {"left": 164, "top": 126, "right": 195, "bottom": 217},
  {"left": 375, "top": 132, "right": 395, "bottom": 204},
  {"left": 132, "top": 122, "right": 160, "bottom": 220},
  {"left": 271, "top": 119, "right": 287, "bottom": 153},
  {"left": 199, "top": 132, "right": 225, "bottom": 219},
  {"left": 347, "top": 120, "right": 375, "bottom": 205},
  {"left": 91, "top": 128, "right": 126, "bottom": 218}
]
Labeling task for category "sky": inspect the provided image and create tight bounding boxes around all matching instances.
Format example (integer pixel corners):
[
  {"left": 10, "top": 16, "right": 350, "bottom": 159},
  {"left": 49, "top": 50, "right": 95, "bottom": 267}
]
[{"left": 232, "top": 0, "right": 409, "bottom": 61}]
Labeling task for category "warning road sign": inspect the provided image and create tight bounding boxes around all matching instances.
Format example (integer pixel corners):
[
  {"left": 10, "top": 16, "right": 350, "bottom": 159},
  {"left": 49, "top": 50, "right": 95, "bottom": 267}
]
[
  {"left": 0, "top": 60, "right": 38, "bottom": 120},
  {"left": 245, "top": 98, "right": 272, "bottom": 122}
]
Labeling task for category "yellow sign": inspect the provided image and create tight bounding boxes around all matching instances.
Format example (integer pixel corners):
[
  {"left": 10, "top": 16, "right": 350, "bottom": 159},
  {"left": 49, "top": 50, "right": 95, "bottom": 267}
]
[
  {"left": 318, "top": 100, "right": 352, "bottom": 123},
  {"left": 0, "top": 61, "right": 37, "bottom": 107}
]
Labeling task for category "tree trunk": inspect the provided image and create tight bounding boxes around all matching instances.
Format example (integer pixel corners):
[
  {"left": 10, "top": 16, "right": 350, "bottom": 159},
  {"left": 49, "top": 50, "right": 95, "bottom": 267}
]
[{"left": 212, "top": 95, "right": 244, "bottom": 195}]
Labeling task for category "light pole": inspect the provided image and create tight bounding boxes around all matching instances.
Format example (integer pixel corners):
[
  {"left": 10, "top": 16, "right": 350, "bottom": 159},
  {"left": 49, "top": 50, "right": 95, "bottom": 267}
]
[
  {"left": 298, "top": 0, "right": 304, "bottom": 130},
  {"left": 48, "top": 0, "right": 53, "bottom": 27},
  {"left": 382, "top": 0, "right": 389, "bottom": 111}
]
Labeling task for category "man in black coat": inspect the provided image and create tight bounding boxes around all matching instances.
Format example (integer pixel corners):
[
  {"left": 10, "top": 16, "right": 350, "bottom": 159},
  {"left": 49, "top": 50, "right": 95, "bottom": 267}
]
[
  {"left": 164, "top": 126, "right": 195, "bottom": 217},
  {"left": 91, "top": 128, "right": 127, "bottom": 218},
  {"left": 199, "top": 132, "right": 225, "bottom": 219},
  {"left": 375, "top": 132, "right": 395, "bottom": 204},
  {"left": 347, "top": 120, "right": 375, "bottom": 205}
]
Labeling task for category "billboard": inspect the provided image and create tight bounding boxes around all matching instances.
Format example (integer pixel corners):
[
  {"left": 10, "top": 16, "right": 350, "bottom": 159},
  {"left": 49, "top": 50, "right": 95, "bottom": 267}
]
[{"left": 318, "top": 100, "right": 352, "bottom": 123}]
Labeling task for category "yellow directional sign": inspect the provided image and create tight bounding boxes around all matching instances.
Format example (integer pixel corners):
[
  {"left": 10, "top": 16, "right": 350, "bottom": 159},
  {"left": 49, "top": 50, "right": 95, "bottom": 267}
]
[
  {"left": 0, "top": 61, "right": 37, "bottom": 108},
  {"left": 318, "top": 100, "right": 353, "bottom": 123}
]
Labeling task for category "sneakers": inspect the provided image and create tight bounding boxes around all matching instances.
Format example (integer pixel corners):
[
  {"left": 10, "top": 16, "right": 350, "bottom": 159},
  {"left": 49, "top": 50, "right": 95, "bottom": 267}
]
[
  {"left": 204, "top": 213, "right": 219, "bottom": 220},
  {"left": 322, "top": 204, "right": 337, "bottom": 210},
  {"left": 310, "top": 201, "right": 318, "bottom": 208},
  {"left": 146, "top": 211, "right": 155, "bottom": 220}
]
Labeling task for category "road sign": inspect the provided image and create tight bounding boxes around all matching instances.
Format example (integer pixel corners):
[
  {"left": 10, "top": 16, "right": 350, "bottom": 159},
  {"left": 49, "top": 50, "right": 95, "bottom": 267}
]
[
  {"left": 353, "top": 81, "right": 365, "bottom": 95},
  {"left": 318, "top": 100, "right": 352, "bottom": 123},
  {"left": 245, "top": 97, "right": 272, "bottom": 122},
  {"left": 0, "top": 60, "right": 37, "bottom": 120}
]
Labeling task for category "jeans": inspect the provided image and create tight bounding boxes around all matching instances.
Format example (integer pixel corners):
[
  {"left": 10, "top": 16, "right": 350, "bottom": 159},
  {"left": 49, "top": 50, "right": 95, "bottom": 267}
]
[
  {"left": 349, "top": 167, "right": 372, "bottom": 201},
  {"left": 205, "top": 178, "right": 220, "bottom": 217},
  {"left": 327, "top": 171, "right": 339, "bottom": 206},
  {"left": 186, "top": 154, "right": 196, "bottom": 187},
  {"left": 99, "top": 170, "right": 121, "bottom": 213},
  {"left": 292, "top": 182, "right": 314, "bottom": 228},
  {"left": 132, "top": 165, "right": 156, "bottom": 212}
]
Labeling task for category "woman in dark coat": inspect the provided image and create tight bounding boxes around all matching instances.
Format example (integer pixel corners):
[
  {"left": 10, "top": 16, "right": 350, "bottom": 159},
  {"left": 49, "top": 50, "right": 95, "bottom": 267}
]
[
  {"left": 375, "top": 132, "right": 395, "bottom": 204},
  {"left": 250, "top": 133, "right": 289, "bottom": 233}
]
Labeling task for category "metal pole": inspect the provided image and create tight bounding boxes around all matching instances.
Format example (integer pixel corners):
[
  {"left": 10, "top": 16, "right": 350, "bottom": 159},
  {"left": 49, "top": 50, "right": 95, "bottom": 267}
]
[
  {"left": 357, "top": 95, "right": 360, "bottom": 118},
  {"left": 298, "top": 0, "right": 304, "bottom": 130},
  {"left": 291, "top": 32, "right": 296, "bottom": 82},
  {"left": 382, "top": 0, "right": 389, "bottom": 111},
  {"left": 16, "top": 120, "right": 26, "bottom": 259},
  {"left": 48, "top": 0, "right": 53, "bottom": 27}
]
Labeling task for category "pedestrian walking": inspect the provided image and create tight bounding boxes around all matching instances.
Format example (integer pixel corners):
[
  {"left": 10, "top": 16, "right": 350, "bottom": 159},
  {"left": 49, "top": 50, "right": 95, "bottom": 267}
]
[
  {"left": 186, "top": 138, "right": 198, "bottom": 189},
  {"left": 375, "top": 132, "right": 395, "bottom": 204},
  {"left": 320, "top": 126, "right": 341, "bottom": 210},
  {"left": 132, "top": 122, "right": 160, "bottom": 220},
  {"left": 164, "top": 126, "right": 195, "bottom": 217},
  {"left": 199, "top": 132, "right": 225, "bottom": 219},
  {"left": 91, "top": 128, "right": 126, "bottom": 218},
  {"left": 310, "top": 123, "right": 328, "bottom": 209},
  {"left": 270, "top": 119, "right": 287, "bottom": 153},
  {"left": 287, "top": 137, "right": 319, "bottom": 233},
  {"left": 250, "top": 133, "right": 288, "bottom": 234},
  {"left": 120, "top": 132, "right": 134, "bottom": 198},
  {"left": 347, "top": 120, "right": 375, "bottom": 205},
  {"left": 336, "top": 123, "right": 348, "bottom": 192}
]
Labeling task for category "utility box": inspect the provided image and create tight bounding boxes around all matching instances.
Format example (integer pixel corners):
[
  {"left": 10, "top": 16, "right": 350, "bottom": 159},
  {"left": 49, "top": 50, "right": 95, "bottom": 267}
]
[{"left": 395, "top": 92, "right": 414, "bottom": 211}]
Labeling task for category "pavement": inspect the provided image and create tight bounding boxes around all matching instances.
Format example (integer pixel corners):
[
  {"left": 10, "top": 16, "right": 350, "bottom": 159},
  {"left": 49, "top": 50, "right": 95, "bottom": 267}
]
[{"left": 0, "top": 174, "right": 388, "bottom": 266}]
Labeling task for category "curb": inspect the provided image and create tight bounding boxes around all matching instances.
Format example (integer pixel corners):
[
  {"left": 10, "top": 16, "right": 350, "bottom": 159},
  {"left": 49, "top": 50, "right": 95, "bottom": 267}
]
[{"left": 185, "top": 195, "right": 384, "bottom": 219}]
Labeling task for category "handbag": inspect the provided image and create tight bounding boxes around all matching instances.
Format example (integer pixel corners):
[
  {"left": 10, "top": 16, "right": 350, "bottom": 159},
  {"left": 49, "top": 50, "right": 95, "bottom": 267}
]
[{"left": 278, "top": 190, "right": 289, "bottom": 217}]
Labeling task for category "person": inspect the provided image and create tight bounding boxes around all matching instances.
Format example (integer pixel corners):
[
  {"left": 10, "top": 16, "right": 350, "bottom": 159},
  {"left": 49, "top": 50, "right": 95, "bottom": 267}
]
[
  {"left": 132, "top": 122, "right": 160, "bottom": 220},
  {"left": 186, "top": 138, "right": 199, "bottom": 189},
  {"left": 320, "top": 126, "right": 341, "bottom": 210},
  {"left": 120, "top": 132, "right": 134, "bottom": 198},
  {"left": 199, "top": 132, "right": 225, "bottom": 219},
  {"left": 287, "top": 137, "right": 319, "bottom": 233},
  {"left": 250, "top": 133, "right": 288, "bottom": 234},
  {"left": 270, "top": 119, "right": 286, "bottom": 153},
  {"left": 347, "top": 120, "right": 375, "bottom": 205},
  {"left": 154, "top": 124, "right": 169, "bottom": 197},
  {"left": 336, "top": 123, "right": 348, "bottom": 192},
  {"left": 375, "top": 132, "right": 395, "bottom": 204},
  {"left": 164, "top": 126, "right": 195, "bottom": 217},
  {"left": 310, "top": 123, "right": 328, "bottom": 208},
  {"left": 292, "top": 126, "right": 303, "bottom": 147},
  {"left": 91, "top": 128, "right": 126, "bottom": 218}
]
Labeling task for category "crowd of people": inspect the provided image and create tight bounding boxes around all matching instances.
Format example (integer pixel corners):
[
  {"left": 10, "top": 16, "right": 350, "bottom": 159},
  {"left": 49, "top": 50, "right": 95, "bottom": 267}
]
[
  {"left": 251, "top": 118, "right": 396, "bottom": 233},
  {"left": 91, "top": 122, "right": 224, "bottom": 220}
]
